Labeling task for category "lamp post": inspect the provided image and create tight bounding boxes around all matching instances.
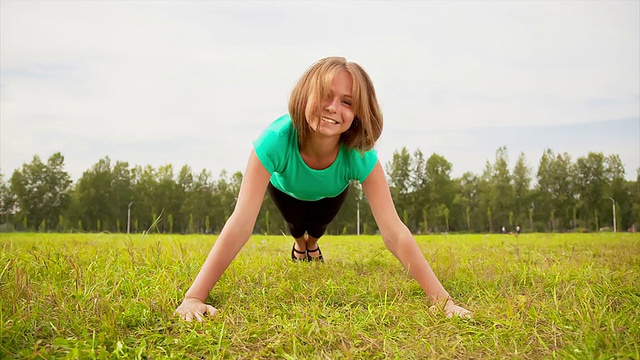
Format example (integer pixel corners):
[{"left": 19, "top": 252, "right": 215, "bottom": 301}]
[
  {"left": 355, "top": 181, "right": 363, "bottom": 235},
  {"left": 127, "top": 202, "right": 133, "bottom": 234},
  {"left": 357, "top": 200, "right": 360, "bottom": 235},
  {"left": 608, "top": 197, "right": 616, "bottom": 233}
]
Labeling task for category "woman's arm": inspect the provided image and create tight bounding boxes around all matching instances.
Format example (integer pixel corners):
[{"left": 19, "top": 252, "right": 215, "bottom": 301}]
[
  {"left": 176, "top": 150, "right": 271, "bottom": 321},
  {"left": 362, "top": 161, "right": 471, "bottom": 317}
]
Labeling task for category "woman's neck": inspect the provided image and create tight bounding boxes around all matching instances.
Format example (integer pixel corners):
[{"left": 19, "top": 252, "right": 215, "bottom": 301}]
[{"left": 299, "top": 135, "right": 341, "bottom": 170}]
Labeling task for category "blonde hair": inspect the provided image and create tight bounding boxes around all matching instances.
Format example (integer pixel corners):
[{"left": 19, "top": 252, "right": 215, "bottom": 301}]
[{"left": 288, "top": 57, "right": 383, "bottom": 152}]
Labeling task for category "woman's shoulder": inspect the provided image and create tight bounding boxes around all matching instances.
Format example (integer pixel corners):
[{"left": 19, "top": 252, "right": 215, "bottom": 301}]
[
  {"left": 341, "top": 146, "right": 378, "bottom": 182},
  {"left": 254, "top": 114, "right": 296, "bottom": 155},
  {"left": 343, "top": 146, "right": 377, "bottom": 162},
  {"left": 253, "top": 114, "right": 296, "bottom": 173},
  {"left": 263, "top": 114, "right": 294, "bottom": 135}
]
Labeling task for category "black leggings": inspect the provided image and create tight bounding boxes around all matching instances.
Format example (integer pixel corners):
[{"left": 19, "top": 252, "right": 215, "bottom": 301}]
[{"left": 267, "top": 182, "right": 349, "bottom": 239}]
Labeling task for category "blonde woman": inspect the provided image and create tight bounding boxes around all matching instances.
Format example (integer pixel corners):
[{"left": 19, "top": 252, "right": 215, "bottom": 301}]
[{"left": 176, "top": 57, "right": 471, "bottom": 321}]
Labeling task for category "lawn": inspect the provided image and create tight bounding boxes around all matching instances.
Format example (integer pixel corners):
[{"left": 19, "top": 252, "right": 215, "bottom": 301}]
[{"left": 1, "top": 232, "right": 638, "bottom": 359}]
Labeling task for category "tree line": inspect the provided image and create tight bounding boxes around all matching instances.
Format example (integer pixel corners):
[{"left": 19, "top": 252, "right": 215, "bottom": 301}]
[{"left": 0, "top": 146, "right": 638, "bottom": 235}]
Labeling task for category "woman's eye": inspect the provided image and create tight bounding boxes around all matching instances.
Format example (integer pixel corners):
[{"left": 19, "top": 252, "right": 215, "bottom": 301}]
[{"left": 342, "top": 100, "right": 352, "bottom": 106}]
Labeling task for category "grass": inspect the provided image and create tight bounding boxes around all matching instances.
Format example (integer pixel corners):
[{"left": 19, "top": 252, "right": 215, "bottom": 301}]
[{"left": 1, "top": 232, "right": 638, "bottom": 359}]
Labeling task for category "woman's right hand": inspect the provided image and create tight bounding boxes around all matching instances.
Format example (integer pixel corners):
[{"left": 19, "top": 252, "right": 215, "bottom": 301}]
[
  {"left": 430, "top": 298, "right": 473, "bottom": 318},
  {"left": 175, "top": 297, "right": 218, "bottom": 322}
]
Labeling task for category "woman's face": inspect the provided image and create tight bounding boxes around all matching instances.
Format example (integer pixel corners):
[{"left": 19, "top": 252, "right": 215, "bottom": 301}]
[{"left": 305, "top": 70, "right": 355, "bottom": 140}]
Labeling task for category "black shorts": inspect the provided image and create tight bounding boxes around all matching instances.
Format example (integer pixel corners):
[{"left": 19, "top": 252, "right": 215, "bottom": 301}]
[{"left": 267, "top": 182, "right": 349, "bottom": 239}]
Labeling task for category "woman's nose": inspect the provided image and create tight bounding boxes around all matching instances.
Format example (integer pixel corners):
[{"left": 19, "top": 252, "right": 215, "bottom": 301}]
[{"left": 325, "top": 97, "right": 338, "bottom": 113}]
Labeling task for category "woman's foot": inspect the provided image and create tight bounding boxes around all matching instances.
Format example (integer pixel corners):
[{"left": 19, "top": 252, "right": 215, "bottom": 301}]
[
  {"left": 291, "top": 243, "right": 307, "bottom": 261},
  {"left": 306, "top": 246, "right": 324, "bottom": 262}
]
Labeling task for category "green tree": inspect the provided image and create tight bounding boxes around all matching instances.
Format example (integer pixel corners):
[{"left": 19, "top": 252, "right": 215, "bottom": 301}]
[
  {"left": 425, "top": 154, "right": 454, "bottom": 233},
  {"left": 213, "top": 170, "right": 241, "bottom": 232},
  {"left": 536, "top": 149, "right": 575, "bottom": 231},
  {"left": 631, "top": 169, "right": 640, "bottom": 230},
  {"left": 385, "top": 147, "right": 413, "bottom": 227},
  {"left": 330, "top": 180, "right": 363, "bottom": 235},
  {"left": 487, "top": 147, "right": 513, "bottom": 231},
  {"left": 259, "top": 194, "right": 284, "bottom": 235},
  {"left": 75, "top": 157, "right": 114, "bottom": 232},
  {"left": 575, "top": 152, "right": 608, "bottom": 230},
  {"left": 176, "top": 165, "right": 194, "bottom": 232},
  {"left": 441, "top": 205, "right": 450, "bottom": 232},
  {"left": 422, "top": 208, "right": 428, "bottom": 234},
  {"left": 131, "top": 165, "right": 158, "bottom": 232},
  {"left": 10, "top": 153, "right": 72, "bottom": 231},
  {"left": 111, "top": 161, "right": 133, "bottom": 233},
  {"left": 265, "top": 210, "right": 270, "bottom": 234},
  {"left": 529, "top": 208, "right": 534, "bottom": 232},
  {"left": 410, "top": 149, "right": 428, "bottom": 231},
  {"left": 58, "top": 214, "right": 65, "bottom": 232},
  {"left": 0, "top": 174, "right": 17, "bottom": 226},
  {"left": 453, "top": 172, "right": 480, "bottom": 232},
  {"left": 512, "top": 152, "right": 531, "bottom": 230},
  {"left": 183, "top": 169, "right": 214, "bottom": 233},
  {"left": 155, "top": 164, "right": 185, "bottom": 233},
  {"left": 189, "top": 213, "right": 195, "bottom": 234},
  {"left": 477, "top": 161, "right": 493, "bottom": 232}
]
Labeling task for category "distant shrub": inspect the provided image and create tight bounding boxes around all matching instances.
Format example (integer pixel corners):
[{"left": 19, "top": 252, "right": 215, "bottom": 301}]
[{"left": 0, "top": 223, "right": 15, "bottom": 232}]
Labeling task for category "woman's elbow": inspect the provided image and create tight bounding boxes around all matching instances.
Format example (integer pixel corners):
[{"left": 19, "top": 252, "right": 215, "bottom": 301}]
[
  {"left": 223, "top": 212, "right": 256, "bottom": 240},
  {"left": 382, "top": 237, "right": 399, "bottom": 257},
  {"left": 380, "top": 230, "right": 401, "bottom": 255},
  {"left": 380, "top": 225, "right": 408, "bottom": 253}
]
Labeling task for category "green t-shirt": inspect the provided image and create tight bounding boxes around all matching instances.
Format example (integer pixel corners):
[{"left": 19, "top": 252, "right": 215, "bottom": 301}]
[{"left": 253, "top": 114, "right": 378, "bottom": 201}]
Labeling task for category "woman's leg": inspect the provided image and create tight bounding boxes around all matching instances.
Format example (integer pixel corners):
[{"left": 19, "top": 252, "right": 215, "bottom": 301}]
[
  {"left": 305, "top": 187, "right": 349, "bottom": 259},
  {"left": 267, "top": 183, "right": 308, "bottom": 260},
  {"left": 267, "top": 183, "right": 349, "bottom": 260},
  {"left": 292, "top": 235, "right": 308, "bottom": 260}
]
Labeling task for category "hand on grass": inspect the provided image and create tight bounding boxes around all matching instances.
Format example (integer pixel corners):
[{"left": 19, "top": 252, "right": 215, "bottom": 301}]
[
  {"left": 443, "top": 301, "right": 472, "bottom": 318},
  {"left": 175, "top": 297, "right": 217, "bottom": 322},
  {"left": 430, "top": 299, "right": 473, "bottom": 319}
]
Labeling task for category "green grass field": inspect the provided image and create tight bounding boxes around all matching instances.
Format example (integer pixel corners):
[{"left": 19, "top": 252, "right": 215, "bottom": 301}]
[{"left": 1, "top": 232, "right": 638, "bottom": 359}]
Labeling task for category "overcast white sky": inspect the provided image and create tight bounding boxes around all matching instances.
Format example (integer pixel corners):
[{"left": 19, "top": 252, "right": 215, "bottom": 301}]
[{"left": 1, "top": 1, "right": 639, "bottom": 182}]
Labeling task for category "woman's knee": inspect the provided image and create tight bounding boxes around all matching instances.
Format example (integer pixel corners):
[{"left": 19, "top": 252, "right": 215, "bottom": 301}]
[
  {"left": 289, "top": 223, "right": 306, "bottom": 239},
  {"left": 306, "top": 224, "right": 327, "bottom": 239}
]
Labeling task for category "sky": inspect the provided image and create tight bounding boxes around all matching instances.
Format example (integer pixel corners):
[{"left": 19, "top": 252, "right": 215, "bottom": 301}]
[{"left": 1, "top": 1, "right": 639, "bottom": 183}]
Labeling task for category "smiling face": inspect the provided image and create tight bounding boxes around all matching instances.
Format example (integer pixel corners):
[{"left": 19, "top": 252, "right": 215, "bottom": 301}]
[
  {"left": 289, "top": 57, "right": 383, "bottom": 151},
  {"left": 304, "top": 69, "right": 355, "bottom": 140}
]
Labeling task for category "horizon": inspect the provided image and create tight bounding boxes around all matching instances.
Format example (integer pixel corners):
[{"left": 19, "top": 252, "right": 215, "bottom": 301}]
[{"left": 3, "top": 116, "right": 637, "bottom": 183}]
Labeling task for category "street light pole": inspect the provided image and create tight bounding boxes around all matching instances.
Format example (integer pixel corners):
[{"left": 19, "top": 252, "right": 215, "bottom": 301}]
[
  {"left": 127, "top": 202, "right": 133, "bottom": 234},
  {"left": 357, "top": 200, "right": 360, "bottom": 236},
  {"left": 608, "top": 197, "right": 616, "bottom": 233}
]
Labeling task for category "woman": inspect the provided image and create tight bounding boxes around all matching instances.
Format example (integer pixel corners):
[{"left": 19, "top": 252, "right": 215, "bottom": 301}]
[{"left": 175, "top": 57, "right": 471, "bottom": 321}]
